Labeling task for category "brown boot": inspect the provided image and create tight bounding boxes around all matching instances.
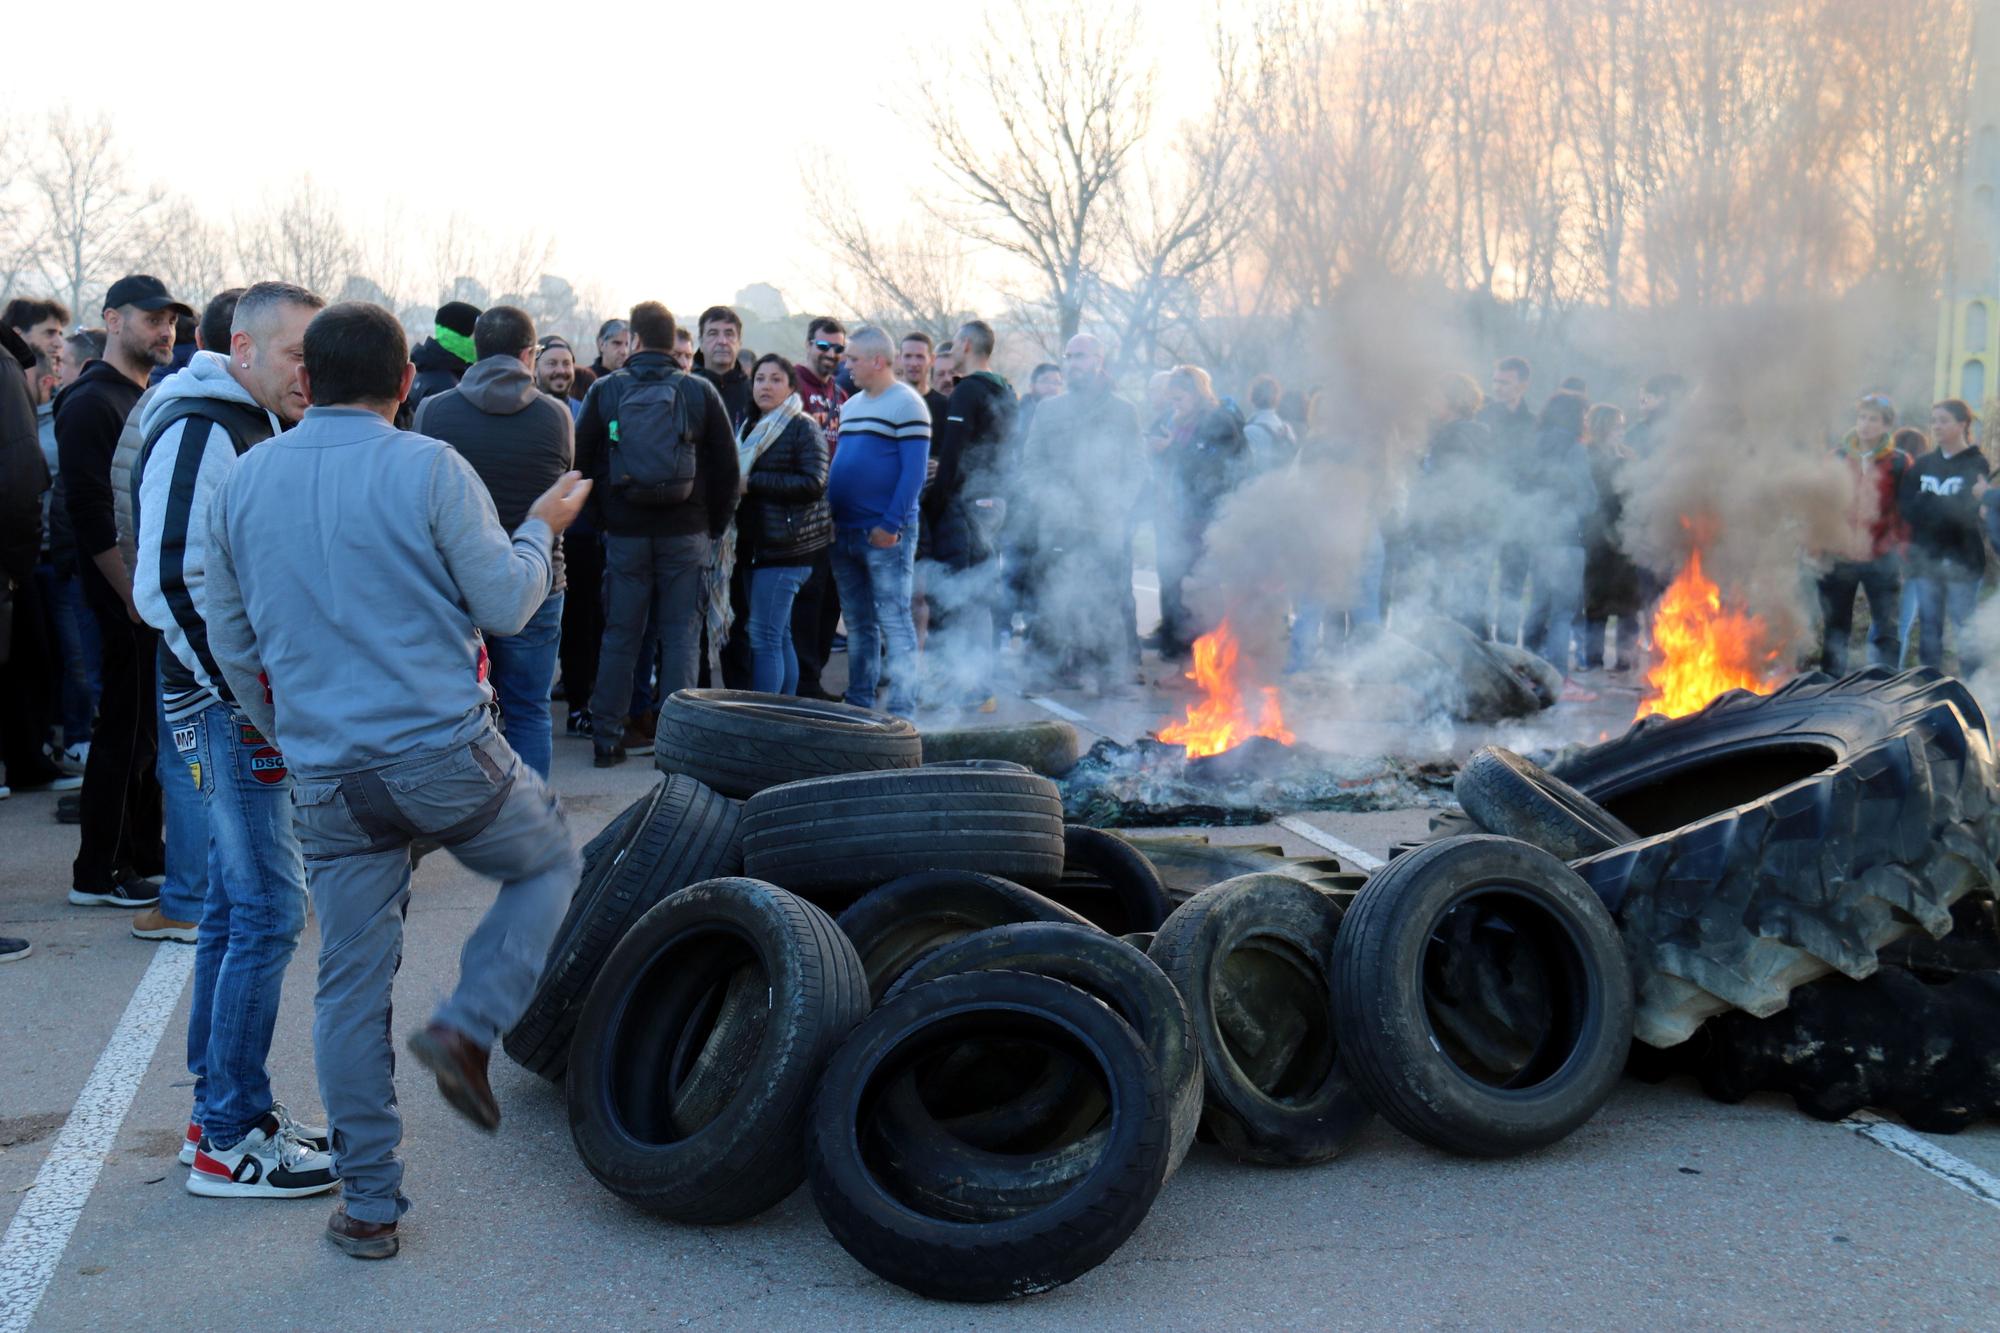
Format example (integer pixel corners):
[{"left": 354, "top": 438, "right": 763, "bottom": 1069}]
[
  {"left": 406, "top": 1023, "right": 500, "bottom": 1132},
  {"left": 327, "top": 1204, "right": 399, "bottom": 1259}
]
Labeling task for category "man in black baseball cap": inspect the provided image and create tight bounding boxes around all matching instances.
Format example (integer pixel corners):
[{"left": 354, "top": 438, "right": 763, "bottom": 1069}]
[
  {"left": 55, "top": 273, "right": 192, "bottom": 911},
  {"left": 104, "top": 274, "right": 195, "bottom": 321}
]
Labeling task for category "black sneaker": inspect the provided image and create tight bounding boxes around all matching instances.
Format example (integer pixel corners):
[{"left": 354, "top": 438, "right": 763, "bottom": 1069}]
[
  {"left": 0, "top": 937, "right": 30, "bottom": 963},
  {"left": 55, "top": 793, "right": 81, "bottom": 825},
  {"left": 593, "top": 743, "right": 627, "bottom": 769},
  {"left": 566, "top": 709, "right": 594, "bottom": 738},
  {"left": 69, "top": 876, "right": 162, "bottom": 909}
]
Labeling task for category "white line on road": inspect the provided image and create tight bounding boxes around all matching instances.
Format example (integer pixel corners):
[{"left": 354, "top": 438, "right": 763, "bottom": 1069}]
[
  {"left": 1026, "top": 694, "right": 1094, "bottom": 726},
  {"left": 1842, "top": 1112, "right": 2000, "bottom": 1213},
  {"left": 1274, "top": 814, "right": 1386, "bottom": 871},
  {"left": 0, "top": 943, "right": 194, "bottom": 1333}
]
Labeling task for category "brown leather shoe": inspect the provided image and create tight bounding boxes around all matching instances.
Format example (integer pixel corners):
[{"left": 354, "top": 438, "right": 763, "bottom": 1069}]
[
  {"left": 406, "top": 1023, "right": 500, "bottom": 1132},
  {"left": 327, "top": 1204, "right": 399, "bottom": 1259}
]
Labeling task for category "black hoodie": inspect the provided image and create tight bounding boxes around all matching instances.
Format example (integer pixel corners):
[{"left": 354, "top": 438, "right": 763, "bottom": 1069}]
[
  {"left": 1899, "top": 444, "right": 1990, "bottom": 576},
  {"left": 402, "top": 336, "right": 470, "bottom": 428},
  {"left": 55, "top": 356, "right": 145, "bottom": 599}
]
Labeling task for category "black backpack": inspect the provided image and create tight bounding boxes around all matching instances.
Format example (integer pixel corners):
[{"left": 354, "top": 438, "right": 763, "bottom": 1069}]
[{"left": 608, "top": 365, "right": 702, "bottom": 507}]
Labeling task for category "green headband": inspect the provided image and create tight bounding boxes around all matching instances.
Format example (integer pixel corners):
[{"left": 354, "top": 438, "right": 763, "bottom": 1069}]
[{"left": 434, "top": 324, "right": 476, "bottom": 365}]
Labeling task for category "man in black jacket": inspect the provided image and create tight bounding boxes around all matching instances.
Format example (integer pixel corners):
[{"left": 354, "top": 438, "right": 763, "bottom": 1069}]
[
  {"left": 574, "top": 302, "right": 739, "bottom": 766},
  {"left": 1899, "top": 398, "right": 1990, "bottom": 673},
  {"left": 401, "top": 301, "right": 481, "bottom": 426},
  {"left": 415, "top": 306, "right": 574, "bottom": 779},
  {"left": 58, "top": 274, "right": 188, "bottom": 908},
  {"left": 928, "top": 319, "right": 1016, "bottom": 709}
]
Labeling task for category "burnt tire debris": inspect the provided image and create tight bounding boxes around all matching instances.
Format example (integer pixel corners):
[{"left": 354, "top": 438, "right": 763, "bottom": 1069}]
[{"left": 651, "top": 688, "right": 921, "bottom": 799}]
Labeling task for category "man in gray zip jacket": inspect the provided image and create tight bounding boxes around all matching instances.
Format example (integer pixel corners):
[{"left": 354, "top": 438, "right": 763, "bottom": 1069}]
[{"left": 201, "top": 302, "right": 592, "bottom": 1260}]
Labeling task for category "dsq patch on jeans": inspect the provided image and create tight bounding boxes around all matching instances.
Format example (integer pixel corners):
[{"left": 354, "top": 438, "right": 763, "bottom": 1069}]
[{"left": 237, "top": 720, "right": 289, "bottom": 786}]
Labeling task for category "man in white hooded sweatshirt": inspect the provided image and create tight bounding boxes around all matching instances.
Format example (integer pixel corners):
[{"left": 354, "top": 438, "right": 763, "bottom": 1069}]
[{"left": 133, "top": 281, "right": 341, "bottom": 1201}]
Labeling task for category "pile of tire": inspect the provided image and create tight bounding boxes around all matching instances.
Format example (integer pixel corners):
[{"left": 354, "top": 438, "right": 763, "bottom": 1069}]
[
  {"left": 1381, "top": 667, "right": 2000, "bottom": 1133},
  {"left": 517, "top": 699, "right": 1400, "bottom": 1300}
]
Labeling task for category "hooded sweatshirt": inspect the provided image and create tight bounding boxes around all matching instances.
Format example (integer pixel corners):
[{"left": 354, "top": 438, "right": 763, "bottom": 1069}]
[
  {"left": 132, "top": 351, "right": 281, "bottom": 722},
  {"left": 415, "top": 355, "right": 575, "bottom": 592},
  {"left": 403, "top": 335, "right": 471, "bottom": 425},
  {"left": 1899, "top": 444, "right": 1990, "bottom": 576}
]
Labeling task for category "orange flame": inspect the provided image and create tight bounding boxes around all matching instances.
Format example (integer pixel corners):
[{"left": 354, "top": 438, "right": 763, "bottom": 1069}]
[
  {"left": 1635, "top": 549, "right": 1782, "bottom": 721},
  {"left": 1157, "top": 619, "right": 1296, "bottom": 758}
]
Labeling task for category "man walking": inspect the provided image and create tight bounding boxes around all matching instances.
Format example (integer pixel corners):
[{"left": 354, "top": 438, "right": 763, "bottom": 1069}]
[
  {"left": 132, "top": 281, "right": 337, "bottom": 1198},
  {"left": 416, "top": 306, "right": 575, "bottom": 778},
  {"left": 59, "top": 275, "right": 188, "bottom": 911},
  {"left": 827, "top": 326, "right": 928, "bottom": 718},
  {"left": 201, "top": 301, "right": 591, "bottom": 1258},
  {"left": 575, "top": 303, "right": 739, "bottom": 766}
]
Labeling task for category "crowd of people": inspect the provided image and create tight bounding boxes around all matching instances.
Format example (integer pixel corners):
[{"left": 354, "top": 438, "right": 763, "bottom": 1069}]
[{"left": 0, "top": 273, "right": 1991, "bottom": 1258}]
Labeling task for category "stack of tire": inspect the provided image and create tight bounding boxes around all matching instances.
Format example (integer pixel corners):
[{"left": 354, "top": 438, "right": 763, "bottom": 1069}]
[{"left": 1382, "top": 667, "right": 2000, "bottom": 1133}]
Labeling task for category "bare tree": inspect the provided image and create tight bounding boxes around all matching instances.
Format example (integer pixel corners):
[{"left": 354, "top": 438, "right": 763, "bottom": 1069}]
[
  {"left": 1248, "top": 0, "right": 1445, "bottom": 313},
  {"left": 805, "top": 164, "right": 976, "bottom": 340},
  {"left": 1095, "top": 28, "right": 1261, "bottom": 373},
  {"left": 30, "top": 110, "right": 163, "bottom": 318},
  {"left": 235, "top": 175, "right": 357, "bottom": 296},
  {"left": 0, "top": 123, "right": 43, "bottom": 307},
  {"left": 140, "top": 197, "right": 235, "bottom": 311},
  {"left": 918, "top": 0, "right": 1151, "bottom": 342}
]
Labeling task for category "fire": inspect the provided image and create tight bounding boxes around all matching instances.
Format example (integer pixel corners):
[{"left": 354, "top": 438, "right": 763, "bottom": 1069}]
[
  {"left": 1158, "top": 619, "right": 1296, "bottom": 758},
  {"left": 1635, "top": 549, "right": 1781, "bottom": 721}
]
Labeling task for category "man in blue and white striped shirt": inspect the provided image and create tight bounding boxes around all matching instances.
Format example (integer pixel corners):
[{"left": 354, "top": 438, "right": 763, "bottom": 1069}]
[{"left": 826, "top": 325, "right": 930, "bottom": 717}]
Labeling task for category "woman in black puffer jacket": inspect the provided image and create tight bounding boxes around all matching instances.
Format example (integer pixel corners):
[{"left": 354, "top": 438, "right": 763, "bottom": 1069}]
[{"left": 736, "top": 353, "right": 831, "bottom": 695}]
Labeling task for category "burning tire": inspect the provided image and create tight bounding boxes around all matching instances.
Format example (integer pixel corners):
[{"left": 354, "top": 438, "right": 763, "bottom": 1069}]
[
  {"left": 1331, "top": 836, "right": 1633, "bottom": 1157},
  {"left": 651, "top": 689, "right": 921, "bottom": 799},
  {"left": 1550, "top": 668, "right": 2000, "bottom": 1046},
  {"left": 920, "top": 721, "right": 1082, "bottom": 777},
  {"left": 1045, "top": 826, "right": 1174, "bottom": 933},
  {"left": 808, "top": 970, "right": 1170, "bottom": 1302},
  {"left": 1454, "top": 746, "right": 1639, "bottom": 863},
  {"left": 505, "top": 776, "right": 742, "bottom": 1080},
  {"left": 1148, "top": 873, "right": 1371, "bottom": 1165},
  {"left": 741, "top": 768, "right": 1067, "bottom": 897},
  {"left": 833, "top": 871, "right": 1092, "bottom": 1001},
  {"left": 884, "top": 922, "right": 1203, "bottom": 1185},
  {"left": 566, "top": 878, "right": 868, "bottom": 1223}
]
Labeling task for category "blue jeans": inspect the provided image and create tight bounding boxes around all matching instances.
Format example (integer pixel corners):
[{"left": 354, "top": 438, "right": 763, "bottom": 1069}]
[
  {"left": 1526, "top": 544, "right": 1586, "bottom": 674},
  {"left": 830, "top": 528, "right": 918, "bottom": 717},
  {"left": 488, "top": 591, "right": 564, "bottom": 779},
  {"left": 181, "top": 703, "right": 307, "bottom": 1148},
  {"left": 158, "top": 689, "right": 208, "bottom": 924},
  {"left": 748, "top": 564, "right": 813, "bottom": 695},
  {"left": 1908, "top": 573, "right": 1981, "bottom": 675},
  {"left": 37, "top": 563, "right": 100, "bottom": 747}
]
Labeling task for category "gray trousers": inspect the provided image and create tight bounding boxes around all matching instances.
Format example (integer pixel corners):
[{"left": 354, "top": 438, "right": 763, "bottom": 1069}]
[
  {"left": 290, "top": 724, "right": 579, "bottom": 1223},
  {"left": 592, "top": 531, "right": 711, "bottom": 735}
]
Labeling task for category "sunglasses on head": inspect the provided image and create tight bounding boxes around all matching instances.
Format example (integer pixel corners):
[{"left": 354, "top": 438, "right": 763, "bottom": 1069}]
[{"left": 813, "top": 339, "right": 846, "bottom": 354}]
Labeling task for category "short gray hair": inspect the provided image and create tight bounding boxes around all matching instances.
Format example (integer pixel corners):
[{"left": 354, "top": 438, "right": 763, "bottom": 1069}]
[
  {"left": 848, "top": 325, "right": 892, "bottom": 362},
  {"left": 232, "top": 281, "right": 325, "bottom": 341}
]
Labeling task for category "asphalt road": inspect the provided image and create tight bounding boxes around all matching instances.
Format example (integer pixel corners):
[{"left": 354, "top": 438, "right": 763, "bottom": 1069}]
[{"left": 4, "top": 658, "right": 1999, "bottom": 1330}]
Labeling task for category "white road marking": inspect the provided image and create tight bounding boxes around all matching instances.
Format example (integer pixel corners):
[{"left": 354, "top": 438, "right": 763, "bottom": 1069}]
[
  {"left": 1274, "top": 814, "right": 1386, "bottom": 871},
  {"left": 1026, "top": 694, "right": 1093, "bottom": 726},
  {"left": 0, "top": 943, "right": 194, "bottom": 1333},
  {"left": 1132, "top": 574, "right": 1160, "bottom": 593},
  {"left": 1842, "top": 1112, "right": 2000, "bottom": 1212}
]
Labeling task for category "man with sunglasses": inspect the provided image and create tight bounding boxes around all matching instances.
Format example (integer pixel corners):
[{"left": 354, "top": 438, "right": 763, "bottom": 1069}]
[{"left": 790, "top": 318, "right": 849, "bottom": 701}]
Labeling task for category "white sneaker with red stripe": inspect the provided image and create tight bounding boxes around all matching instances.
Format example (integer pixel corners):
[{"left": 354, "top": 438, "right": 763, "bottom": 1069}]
[
  {"left": 179, "top": 1103, "right": 329, "bottom": 1167},
  {"left": 186, "top": 1112, "right": 339, "bottom": 1198}
]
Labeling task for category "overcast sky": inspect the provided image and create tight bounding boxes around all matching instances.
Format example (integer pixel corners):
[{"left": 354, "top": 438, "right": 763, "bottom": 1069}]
[{"left": 12, "top": 0, "right": 1234, "bottom": 317}]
